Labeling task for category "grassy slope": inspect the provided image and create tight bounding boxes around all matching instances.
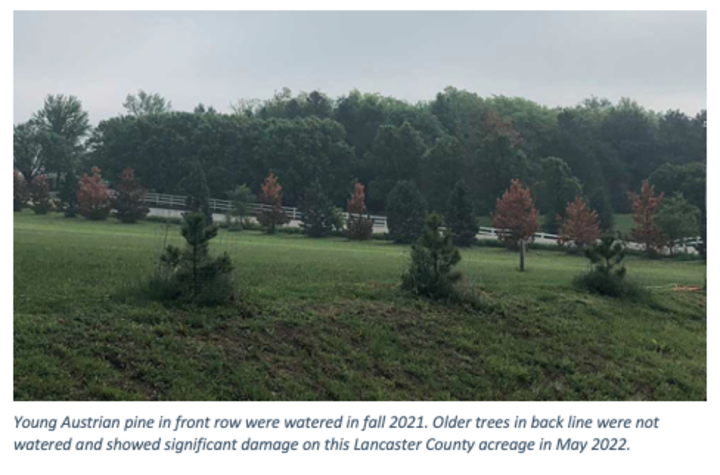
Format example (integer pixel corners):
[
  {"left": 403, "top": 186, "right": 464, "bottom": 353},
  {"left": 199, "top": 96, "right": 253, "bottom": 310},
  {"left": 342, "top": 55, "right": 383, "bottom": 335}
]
[{"left": 14, "top": 212, "right": 706, "bottom": 401}]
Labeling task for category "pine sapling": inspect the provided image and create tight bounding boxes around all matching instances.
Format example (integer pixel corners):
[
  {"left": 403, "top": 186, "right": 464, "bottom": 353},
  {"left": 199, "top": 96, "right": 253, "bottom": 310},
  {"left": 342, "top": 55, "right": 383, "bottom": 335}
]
[{"left": 402, "top": 213, "right": 462, "bottom": 301}]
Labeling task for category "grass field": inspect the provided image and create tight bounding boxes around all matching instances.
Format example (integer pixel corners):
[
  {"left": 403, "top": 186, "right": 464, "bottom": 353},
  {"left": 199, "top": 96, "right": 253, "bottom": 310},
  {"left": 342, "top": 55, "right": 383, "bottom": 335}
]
[{"left": 14, "top": 211, "right": 706, "bottom": 401}]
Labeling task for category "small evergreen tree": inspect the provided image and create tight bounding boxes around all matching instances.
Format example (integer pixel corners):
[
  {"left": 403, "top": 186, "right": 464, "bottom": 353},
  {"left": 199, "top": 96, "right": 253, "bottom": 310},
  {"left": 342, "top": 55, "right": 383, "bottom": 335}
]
[
  {"left": 257, "top": 172, "right": 289, "bottom": 234},
  {"left": 299, "top": 180, "right": 337, "bottom": 238},
  {"left": 78, "top": 166, "right": 111, "bottom": 220},
  {"left": 654, "top": 193, "right": 700, "bottom": 256},
  {"left": 226, "top": 184, "right": 255, "bottom": 231},
  {"left": 558, "top": 196, "right": 601, "bottom": 250},
  {"left": 152, "top": 212, "right": 235, "bottom": 305},
  {"left": 491, "top": 179, "right": 539, "bottom": 250},
  {"left": 29, "top": 174, "right": 51, "bottom": 215},
  {"left": 180, "top": 160, "right": 212, "bottom": 224},
  {"left": 445, "top": 180, "right": 478, "bottom": 247},
  {"left": 58, "top": 173, "right": 79, "bottom": 217},
  {"left": 574, "top": 235, "right": 639, "bottom": 298},
  {"left": 629, "top": 180, "right": 665, "bottom": 256},
  {"left": 586, "top": 235, "right": 627, "bottom": 278},
  {"left": 112, "top": 167, "right": 149, "bottom": 223},
  {"left": 386, "top": 180, "right": 427, "bottom": 244},
  {"left": 402, "top": 213, "right": 462, "bottom": 300},
  {"left": 13, "top": 169, "right": 28, "bottom": 212},
  {"left": 536, "top": 157, "right": 583, "bottom": 233},
  {"left": 587, "top": 187, "right": 614, "bottom": 231},
  {"left": 347, "top": 182, "right": 374, "bottom": 240}
]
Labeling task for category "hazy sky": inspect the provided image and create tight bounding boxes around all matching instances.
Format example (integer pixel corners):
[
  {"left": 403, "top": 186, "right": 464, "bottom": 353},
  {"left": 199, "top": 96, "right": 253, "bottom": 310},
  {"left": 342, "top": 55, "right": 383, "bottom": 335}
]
[{"left": 14, "top": 11, "right": 706, "bottom": 124}]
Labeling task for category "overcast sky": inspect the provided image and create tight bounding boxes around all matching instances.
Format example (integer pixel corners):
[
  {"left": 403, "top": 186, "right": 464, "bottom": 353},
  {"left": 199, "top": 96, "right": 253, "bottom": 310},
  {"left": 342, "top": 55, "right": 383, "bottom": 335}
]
[{"left": 14, "top": 11, "right": 706, "bottom": 124}]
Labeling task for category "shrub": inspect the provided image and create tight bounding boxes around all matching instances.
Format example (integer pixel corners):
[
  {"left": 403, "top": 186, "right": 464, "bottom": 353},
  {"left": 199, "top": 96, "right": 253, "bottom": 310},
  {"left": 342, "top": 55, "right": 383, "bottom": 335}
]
[
  {"left": 629, "top": 180, "right": 665, "bottom": 257},
  {"left": 29, "top": 174, "right": 51, "bottom": 215},
  {"left": 58, "top": 173, "right": 79, "bottom": 217},
  {"left": 446, "top": 180, "right": 478, "bottom": 247},
  {"left": 347, "top": 182, "right": 374, "bottom": 241},
  {"left": 78, "top": 167, "right": 112, "bottom": 220},
  {"left": 151, "top": 212, "right": 235, "bottom": 305},
  {"left": 299, "top": 180, "right": 338, "bottom": 238},
  {"left": 558, "top": 196, "right": 601, "bottom": 250},
  {"left": 112, "top": 167, "right": 149, "bottom": 223},
  {"left": 256, "top": 172, "right": 290, "bottom": 234},
  {"left": 492, "top": 179, "right": 539, "bottom": 250},
  {"left": 386, "top": 180, "right": 427, "bottom": 244},
  {"left": 574, "top": 235, "right": 641, "bottom": 298},
  {"left": 402, "top": 213, "right": 462, "bottom": 301},
  {"left": 13, "top": 169, "right": 28, "bottom": 212}
]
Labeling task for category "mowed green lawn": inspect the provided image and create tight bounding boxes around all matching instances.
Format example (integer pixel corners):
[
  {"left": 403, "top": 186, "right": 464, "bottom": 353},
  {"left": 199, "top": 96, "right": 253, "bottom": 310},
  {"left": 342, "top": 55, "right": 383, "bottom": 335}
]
[{"left": 14, "top": 212, "right": 706, "bottom": 401}]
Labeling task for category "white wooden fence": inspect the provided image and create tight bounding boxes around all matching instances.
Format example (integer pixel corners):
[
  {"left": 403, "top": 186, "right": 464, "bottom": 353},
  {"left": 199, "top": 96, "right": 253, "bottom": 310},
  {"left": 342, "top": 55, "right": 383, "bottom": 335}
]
[
  {"left": 144, "top": 191, "right": 701, "bottom": 253},
  {"left": 145, "top": 192, "right": 388, "bottom": 229}
]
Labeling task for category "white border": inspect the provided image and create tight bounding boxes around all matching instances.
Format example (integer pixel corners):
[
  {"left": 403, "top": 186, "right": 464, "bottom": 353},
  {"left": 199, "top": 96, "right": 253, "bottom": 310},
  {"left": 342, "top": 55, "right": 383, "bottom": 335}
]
[{"left": 4, "top": 3, "right": 714, "bottom": 474}]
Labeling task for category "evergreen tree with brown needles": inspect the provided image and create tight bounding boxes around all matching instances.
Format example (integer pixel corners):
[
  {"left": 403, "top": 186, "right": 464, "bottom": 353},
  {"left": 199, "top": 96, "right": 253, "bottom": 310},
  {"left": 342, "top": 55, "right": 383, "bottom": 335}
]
[
  {"left": 628, "top": 180, "right": 665, "bottom": 256},
  {"left": 257, "top": 172, "right": 289, "bottom": 234},
  {"left": 112, "top": 167, "right": 149, "bottom": 223},
  {"left": 30, "top": 174, "right": 51, "bottom": 215},
  {"left": 491, "top": 179, "right": 539, "bottom": 250},
  {"left": 346, "top": 182, "right": 374, "bottom": 240},
  {"left": 558, "top": 196, "right": 601, "bottom": 250}
]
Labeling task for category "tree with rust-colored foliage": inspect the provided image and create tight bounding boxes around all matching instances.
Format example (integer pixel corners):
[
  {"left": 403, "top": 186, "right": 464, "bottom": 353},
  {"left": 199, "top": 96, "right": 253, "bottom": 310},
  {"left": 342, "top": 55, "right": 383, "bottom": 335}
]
[
  {"left": 112, "top": 167, "right": 149, "bottom": 223},
  {"left": 257, "top": 172, "right": 289, "bottom": 234},
  {"left": 558, "top": 196, "right": 601, "bottom": 250},
  {"left": 78, "top": 166, "right": 112, "bottom": 220},
  {"left": 30, "top": 174, "right": 51, "bottom": 215},
  {"left": 491, "top": 179, "right": 539, "bottom": 250},
  {"left": 346, "top": 181, "right": 374, "bottom": 240},
  {"left": 628, "top": 180, "right": 665, "bottom": 256}
]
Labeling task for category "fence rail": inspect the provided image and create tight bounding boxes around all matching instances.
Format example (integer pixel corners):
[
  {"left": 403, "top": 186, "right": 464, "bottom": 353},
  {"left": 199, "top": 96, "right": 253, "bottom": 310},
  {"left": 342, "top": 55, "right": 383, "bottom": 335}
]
[
  {"left": 145, "top": 192, "right": 388, "bottom": 228},
  {"left": 144, "top": 192, "right": 701, "bottom": 253}
]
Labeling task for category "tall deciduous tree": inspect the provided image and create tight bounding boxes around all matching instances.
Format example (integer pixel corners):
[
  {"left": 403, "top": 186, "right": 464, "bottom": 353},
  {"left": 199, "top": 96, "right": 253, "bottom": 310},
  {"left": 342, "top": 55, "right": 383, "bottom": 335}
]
[
  {"left": 78, "top": 166, "right": 111, "bottom": 221},
  {"left": 492, "top": 179, "right": 540, "bottom": 250},
  {"left": 257, "top": 173, "right": 289, "bottom": 234},
  {"left": 558, "top": 196, "right": 601, "bottom": 249},
  {"left": 628, "top": 180, "right": 665, "bottom": 255},
  {"left": 386, "top": 180, "right": 427, "bottom": 244},
  {"left": 445, "top": 180, "right": 478, "bottom": 247},
  {"left": 13, "top": 122, "right": 43, "bottom": 184},
  {"left": 32, "top": 94, "right": 90, "bottom": 175},
  {"left": 123, "top": 90, "right": 172, "bottom": 116}
]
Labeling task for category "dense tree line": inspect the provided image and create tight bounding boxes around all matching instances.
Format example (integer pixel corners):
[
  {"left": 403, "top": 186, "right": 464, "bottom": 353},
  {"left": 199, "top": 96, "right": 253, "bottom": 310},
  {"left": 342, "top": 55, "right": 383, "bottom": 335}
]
[{"left": 14, "top": 88, "right": 706, "bottom": 234}]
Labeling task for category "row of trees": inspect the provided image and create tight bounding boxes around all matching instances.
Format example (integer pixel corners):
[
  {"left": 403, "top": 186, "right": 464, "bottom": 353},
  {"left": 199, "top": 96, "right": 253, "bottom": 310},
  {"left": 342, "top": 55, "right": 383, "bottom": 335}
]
[
  {"left": 14, "top": 88, "right": 706, "bottom": 235},
  {"left": 14, "top": 166, "right": 149, "bottom": 223}
]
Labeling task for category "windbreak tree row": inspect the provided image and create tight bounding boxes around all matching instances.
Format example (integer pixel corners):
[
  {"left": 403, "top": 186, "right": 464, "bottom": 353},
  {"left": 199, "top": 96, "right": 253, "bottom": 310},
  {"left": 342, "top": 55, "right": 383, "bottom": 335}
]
[{"left": 14, "top": 88, "right": 706, "bottom": 234}]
